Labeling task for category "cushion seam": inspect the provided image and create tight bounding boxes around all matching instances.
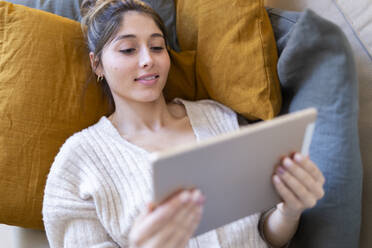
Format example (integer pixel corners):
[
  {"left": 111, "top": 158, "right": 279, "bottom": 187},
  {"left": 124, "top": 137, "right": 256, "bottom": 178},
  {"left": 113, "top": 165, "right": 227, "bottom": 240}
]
[
  {"left": 259, "top": 3, "right": 273, "bottom": 118},
  {"left": 333, "top": 0, "right": 372, "bottom": 60}
]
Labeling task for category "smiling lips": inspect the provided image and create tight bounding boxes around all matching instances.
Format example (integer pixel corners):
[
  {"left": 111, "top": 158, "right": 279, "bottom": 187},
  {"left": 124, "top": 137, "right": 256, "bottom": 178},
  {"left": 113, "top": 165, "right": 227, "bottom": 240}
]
[{"left": 135, "top": 74, "right": 159, "bottom": 86}]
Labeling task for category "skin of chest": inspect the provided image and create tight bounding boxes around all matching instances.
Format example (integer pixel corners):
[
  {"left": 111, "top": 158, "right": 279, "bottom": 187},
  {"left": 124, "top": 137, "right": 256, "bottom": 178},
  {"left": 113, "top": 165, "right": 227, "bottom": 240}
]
[{"left": 123, "top": 117, "right": 196, "bottom": 153}]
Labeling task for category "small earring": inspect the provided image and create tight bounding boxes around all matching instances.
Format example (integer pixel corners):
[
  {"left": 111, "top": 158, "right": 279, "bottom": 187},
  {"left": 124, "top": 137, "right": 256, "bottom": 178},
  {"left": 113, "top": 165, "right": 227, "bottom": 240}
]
[{"left": 97, "top": 75, "right": 104, "bottom": 83}]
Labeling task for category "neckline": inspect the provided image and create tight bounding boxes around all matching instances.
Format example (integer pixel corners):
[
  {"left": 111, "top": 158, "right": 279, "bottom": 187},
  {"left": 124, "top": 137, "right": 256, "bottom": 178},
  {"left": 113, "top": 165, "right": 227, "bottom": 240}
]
[{"left": 101, "top": 98, "right": 200, "bottom": 155}]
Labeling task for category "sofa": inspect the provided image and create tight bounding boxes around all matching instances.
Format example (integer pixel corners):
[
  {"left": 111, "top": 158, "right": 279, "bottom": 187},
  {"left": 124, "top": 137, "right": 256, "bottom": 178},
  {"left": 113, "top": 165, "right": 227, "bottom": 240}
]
[
  {"left": 0, "top": 0, "right": 371, "bottom": 247},
  {"left": 264, "top": 1, "right": 372, "bottom": 248}
]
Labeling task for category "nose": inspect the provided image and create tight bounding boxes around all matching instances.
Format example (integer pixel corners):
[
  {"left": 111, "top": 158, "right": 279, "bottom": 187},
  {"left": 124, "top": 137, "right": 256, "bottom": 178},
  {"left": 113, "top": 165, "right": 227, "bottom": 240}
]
[{"left": 139, "top": 47, "right": 154, "bottom": 69}]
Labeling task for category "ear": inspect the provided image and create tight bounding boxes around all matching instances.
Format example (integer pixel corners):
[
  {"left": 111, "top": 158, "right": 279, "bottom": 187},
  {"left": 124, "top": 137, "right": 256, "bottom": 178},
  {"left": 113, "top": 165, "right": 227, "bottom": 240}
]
[{"left": 89, "top": 52, "right": 103, "bottom": 76}]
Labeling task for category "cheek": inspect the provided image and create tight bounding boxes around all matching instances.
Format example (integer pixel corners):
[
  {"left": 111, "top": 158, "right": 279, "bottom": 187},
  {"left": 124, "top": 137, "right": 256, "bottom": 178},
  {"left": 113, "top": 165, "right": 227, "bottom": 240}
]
[
  {"left": 108, "top": 59, "right": 135, "bottom": 78},
  {"left": 103, "top": 52, "right": 133, "bottom": 74},
  {"left": 111, "top": 65, "right": 123, "bottom": 73},
  {"left": 161, "top": 53, "right": 171, "bottom": 73},
  {"left": 104, "top": 62, "right": 133, "bottom": 88}
]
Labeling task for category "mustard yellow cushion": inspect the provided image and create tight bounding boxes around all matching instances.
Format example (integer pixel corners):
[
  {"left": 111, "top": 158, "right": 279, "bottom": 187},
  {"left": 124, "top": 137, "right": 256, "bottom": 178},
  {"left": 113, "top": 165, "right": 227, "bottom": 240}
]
[
  {"left": 0, "top": 2, "right": 108, "bottom": 229},
  {"left": 167, "top": 0, "right": 282, "bottom": 120}
]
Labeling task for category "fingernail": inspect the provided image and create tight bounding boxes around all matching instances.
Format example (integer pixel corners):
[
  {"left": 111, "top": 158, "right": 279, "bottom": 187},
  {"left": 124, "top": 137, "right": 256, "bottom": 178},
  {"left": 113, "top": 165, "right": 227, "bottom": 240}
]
[
  {"left": 273, "top": 175, "right": 281, "bottom": 183},
  {"left": 192, "top": 190, "right": 202, "bottom": 203},
  {"left": 294, "top": 153, "right": 303, "bottom": 163},
  {"left": 179, "top": 191, "right": 190, "bottom": 203},
  {"left": 283, "top": 158, "right": 293, "bottom": 168},
  {"left": 277, "top": 166, "right": 286, "bottom": 175}
]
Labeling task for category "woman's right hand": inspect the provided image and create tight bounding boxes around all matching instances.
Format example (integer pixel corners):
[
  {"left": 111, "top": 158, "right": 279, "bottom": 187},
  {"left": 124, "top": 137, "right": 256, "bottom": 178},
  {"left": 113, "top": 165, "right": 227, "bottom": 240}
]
[{"left": 129, "top": 189, "right": 205, "bottom": 248}]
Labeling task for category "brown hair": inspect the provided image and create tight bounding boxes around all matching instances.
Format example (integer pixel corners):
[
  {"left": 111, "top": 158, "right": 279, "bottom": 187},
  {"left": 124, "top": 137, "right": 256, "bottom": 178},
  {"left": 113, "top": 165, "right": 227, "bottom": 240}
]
[{"left": 80, "top": 0, "right": 169, "bottom": 114}]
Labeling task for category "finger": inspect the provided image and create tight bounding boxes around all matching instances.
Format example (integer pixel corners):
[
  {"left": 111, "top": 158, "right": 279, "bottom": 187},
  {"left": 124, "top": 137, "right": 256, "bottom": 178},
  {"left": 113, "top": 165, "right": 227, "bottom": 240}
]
[
  {"left": 273, "top": 175, "right": 304, "bottom": 215},
  {"left": 168, "top": 190, "right": 203, "bottom": 235},
  {"left": 144, "top": 200, "right": 196, "bottom": 248},
  {"left": 293, "top": 153, "right": 325, "bottom": 184},
  {"left": 276, "top": 166, "right": 317, "bottom": 209},
  {"left": 173, "top": 206, "right": 203, "bottom": 248},
  {"left": 144, "top": 191, "right": 204, "bottom": 248},
  {"left": 164, "top": 190, "right": 204, "bottom": 248},
  {"left": 282, "top": 157, "right": 325, "bottom": 199},
  {"left": 165, "top": 203, "right": 203, "bottom": 248},
  {"left": 130, "top": 190, "right": 192, "bottom": 247}
]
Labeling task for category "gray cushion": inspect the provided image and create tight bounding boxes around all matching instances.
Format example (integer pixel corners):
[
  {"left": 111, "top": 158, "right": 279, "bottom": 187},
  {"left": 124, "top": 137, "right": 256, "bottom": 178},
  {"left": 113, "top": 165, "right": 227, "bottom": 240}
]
[
  {"left": 267, "top": 8, "right": 363, "bottom": 248},
  {"left": 7, "top": 0, "right": 180, "bottom": 51},
  {"left": 7, "top": 0, "right": 83, "bottom": 21}
]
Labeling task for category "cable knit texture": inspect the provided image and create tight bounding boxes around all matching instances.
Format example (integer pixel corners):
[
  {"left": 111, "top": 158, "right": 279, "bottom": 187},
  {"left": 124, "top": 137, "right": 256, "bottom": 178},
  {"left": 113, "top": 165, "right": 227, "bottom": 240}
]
[{"left": 43, "top": 98, "right": 268, "bottom": 248}]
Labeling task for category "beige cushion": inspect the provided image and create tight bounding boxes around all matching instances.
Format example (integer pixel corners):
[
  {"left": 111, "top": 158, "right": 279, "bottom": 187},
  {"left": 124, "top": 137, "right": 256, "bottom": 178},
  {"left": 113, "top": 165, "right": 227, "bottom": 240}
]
[
  {"left": 336, "top": 0, "right": 372, "bottom": 57},
  {"left": 334, "top": 1, "right": 372, "bottom": 247},
  {"left": 264, "top": 0, "right": 330, "bottom": 11}
]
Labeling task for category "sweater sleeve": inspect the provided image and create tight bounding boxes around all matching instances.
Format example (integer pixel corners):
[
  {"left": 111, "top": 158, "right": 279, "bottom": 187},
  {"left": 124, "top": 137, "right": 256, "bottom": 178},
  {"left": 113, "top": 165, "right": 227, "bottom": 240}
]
[{"left": 42, "top": 137, "right": 120, "bottom": 248}]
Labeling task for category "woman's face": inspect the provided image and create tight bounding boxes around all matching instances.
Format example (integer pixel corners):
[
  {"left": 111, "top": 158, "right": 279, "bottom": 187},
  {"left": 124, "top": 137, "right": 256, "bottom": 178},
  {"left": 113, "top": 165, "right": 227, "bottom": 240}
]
[{"left": 92, "top": 11, "right": 170, "bottom": 104}]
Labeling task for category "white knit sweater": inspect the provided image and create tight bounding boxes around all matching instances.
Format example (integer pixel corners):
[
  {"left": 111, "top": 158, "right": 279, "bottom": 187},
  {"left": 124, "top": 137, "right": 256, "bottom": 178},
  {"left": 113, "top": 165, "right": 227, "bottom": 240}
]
[{"left": 42, "top": 98, "right": 268, "bottom": 248}]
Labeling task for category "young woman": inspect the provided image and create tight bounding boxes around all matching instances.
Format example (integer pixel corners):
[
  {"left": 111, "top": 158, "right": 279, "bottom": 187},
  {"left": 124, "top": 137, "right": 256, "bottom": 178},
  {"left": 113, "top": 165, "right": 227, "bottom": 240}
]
[{"left": 42, "top": 0, "right": 325, "bottom": 247}]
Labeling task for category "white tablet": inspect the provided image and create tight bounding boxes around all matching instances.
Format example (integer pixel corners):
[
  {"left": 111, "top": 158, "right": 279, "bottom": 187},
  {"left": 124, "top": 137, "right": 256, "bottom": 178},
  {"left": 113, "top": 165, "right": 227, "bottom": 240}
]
[{"left": 150, "top": 108, "right": 317, "bottom": 237}]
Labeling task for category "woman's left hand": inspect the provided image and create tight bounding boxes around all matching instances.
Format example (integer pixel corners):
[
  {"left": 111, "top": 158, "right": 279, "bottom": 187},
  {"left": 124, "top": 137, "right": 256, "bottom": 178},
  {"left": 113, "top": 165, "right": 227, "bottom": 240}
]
[{"left": 273, "top": 152, "right": 325, "bottom": 220}]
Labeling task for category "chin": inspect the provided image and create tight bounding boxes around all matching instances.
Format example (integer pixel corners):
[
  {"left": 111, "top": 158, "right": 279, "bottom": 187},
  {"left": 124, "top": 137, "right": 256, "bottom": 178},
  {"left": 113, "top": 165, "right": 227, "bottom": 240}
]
[{"left": 135, "top": 91, "right": 164, "bottom": 103}]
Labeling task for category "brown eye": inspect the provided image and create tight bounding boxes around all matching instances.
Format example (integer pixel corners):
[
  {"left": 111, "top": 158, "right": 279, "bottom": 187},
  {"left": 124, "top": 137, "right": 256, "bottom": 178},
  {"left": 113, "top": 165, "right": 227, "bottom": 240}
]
[
  {"left": 120, "top": 48, "right": 136, "bottom": 54},
  {"left": 151, "top": 46, "right": 164, "bottom": 52}
]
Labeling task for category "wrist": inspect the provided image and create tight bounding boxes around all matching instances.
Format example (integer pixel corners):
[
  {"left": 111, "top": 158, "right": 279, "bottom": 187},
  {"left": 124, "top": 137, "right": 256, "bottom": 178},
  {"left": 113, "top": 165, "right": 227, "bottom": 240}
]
[
  {"left": 260, "top": 207, "right": 299, "bottom": 248},
  {"left": 275, "top": 207, "right": 301, "bottom": 223}
]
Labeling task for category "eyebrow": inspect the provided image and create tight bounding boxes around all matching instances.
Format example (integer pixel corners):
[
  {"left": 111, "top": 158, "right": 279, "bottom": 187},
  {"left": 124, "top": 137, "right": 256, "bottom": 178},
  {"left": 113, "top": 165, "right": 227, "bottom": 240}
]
[{"left": 113, "top": 33, "right": 164, "bottom": 43}]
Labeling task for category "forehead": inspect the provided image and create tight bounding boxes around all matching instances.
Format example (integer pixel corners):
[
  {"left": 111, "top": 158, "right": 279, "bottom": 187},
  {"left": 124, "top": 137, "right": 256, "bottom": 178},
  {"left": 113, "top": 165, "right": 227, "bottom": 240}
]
[{"left": 117, "top": 11, "right": 162, "bottom": 36}]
